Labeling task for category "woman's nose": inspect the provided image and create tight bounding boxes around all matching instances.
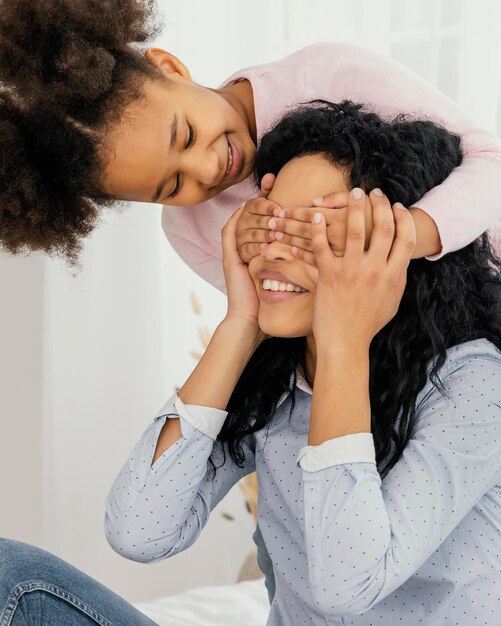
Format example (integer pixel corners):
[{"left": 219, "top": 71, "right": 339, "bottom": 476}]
[{"left": 261, "top": 241, "right": 296, "bottom": 262}]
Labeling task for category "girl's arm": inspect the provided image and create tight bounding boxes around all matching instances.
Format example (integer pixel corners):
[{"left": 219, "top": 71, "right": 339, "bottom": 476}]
[
  {"left": 306, "top": 41, "right": 501, "bottom": 259},
  {"left": 237, "top": 43, "right": 501, "bottom": 264}
]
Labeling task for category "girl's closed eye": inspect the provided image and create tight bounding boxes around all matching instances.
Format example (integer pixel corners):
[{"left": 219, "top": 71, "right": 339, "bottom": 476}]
[
  {"left": 186, "top": 122, "right": 195, "bottom": 148},
  {"left": 166, "top": 123, "right": 196, "bottom": 200}
]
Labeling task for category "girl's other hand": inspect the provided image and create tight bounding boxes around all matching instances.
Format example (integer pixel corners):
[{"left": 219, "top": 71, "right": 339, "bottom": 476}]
[
  {"left": 266, "top": 191, "right": 375, "bottom": 265},
  {"left": 310, "top": 188, "right": 416, "bottom": 350},
  {"left": 235, "top": 173, "right": 283, "bottom": 263}
]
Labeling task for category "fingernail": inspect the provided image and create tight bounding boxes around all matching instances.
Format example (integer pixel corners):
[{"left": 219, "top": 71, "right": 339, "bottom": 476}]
[
  {"left": 352, "top": 188, "right": 362, "bottom": 200},
  {"left": 394, "top": 202, "right": 406, "bottom": 210},
  {"left": 372, "top": 188, "right": 383, "bottom": 196},
  {"left": 313, "top": 212, "right": 322, "bottom": 224},
  {"left": 268, "top": 218, "right": 277, "bottom": 229},
  {"left": 313, "top": 196, "right": 324, "bottom": 205},
  {"left": 275, "top": 231, "right": 284, "bottom": 240},
  {"left": 259, "top": 243, "right": 267, "bottom": 250},
  {"left": 291, "top": 246, "right": 298, "bottom": 256},
  {"left": 278, "top": 208, "right": 285, "bottom": 218}
]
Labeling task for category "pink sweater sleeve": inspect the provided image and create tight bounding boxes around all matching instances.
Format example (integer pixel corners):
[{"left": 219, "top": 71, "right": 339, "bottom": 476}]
[
  {"left": 306, "top": 42, "right": 501, "bottom": 259},
  {"left": 161, "top": 208, "right": 227, "bottom": 294}
]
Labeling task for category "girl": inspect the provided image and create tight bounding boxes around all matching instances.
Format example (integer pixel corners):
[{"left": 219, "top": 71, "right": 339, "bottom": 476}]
[
  {"left": 0, "top": 0, "right": 501, "bottom": 277},
  {"left": 105, "top": 101, "right": 501, "bottom": 624}
]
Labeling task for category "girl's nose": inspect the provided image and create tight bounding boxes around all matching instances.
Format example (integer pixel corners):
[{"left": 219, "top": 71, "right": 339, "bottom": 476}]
[{"left": 188, "top": 149, "right": 221, "bottom": 186}]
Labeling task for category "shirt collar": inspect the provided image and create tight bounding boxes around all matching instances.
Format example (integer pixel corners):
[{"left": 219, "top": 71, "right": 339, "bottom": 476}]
[
  {"left": 276, "top": 369, "right": 312, "bottom": 409},
  {"left": 295, "top": 369, "right": 313, "bottom": 395}
]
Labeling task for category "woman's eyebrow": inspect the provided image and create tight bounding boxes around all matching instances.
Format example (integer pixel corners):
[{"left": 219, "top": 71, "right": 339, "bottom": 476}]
[{"left": 153, "top": 114, "right": 178, "bottom": 202}]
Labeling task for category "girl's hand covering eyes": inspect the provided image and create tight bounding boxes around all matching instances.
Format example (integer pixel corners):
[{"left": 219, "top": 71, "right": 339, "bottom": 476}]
[
  {"left": 221, "top": 206, "right": 268, "bottom": 344},
  {"left": 266, "top": 191, "right": 375, "bottom": 266},
  {"left": 310, "top": 188, "right": 416, "bottom": 350},
  {"left": 235, "top": 173, "right": 283, "bottom": 263}
]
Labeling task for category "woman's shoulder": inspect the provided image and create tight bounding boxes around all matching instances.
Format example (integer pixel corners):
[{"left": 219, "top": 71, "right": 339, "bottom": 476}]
[
  {"left": 441, "top": 337, "right": 501, "bottom": 371},
  {"left": 420, "top": 338, "right": 501, "bottom": 402}
]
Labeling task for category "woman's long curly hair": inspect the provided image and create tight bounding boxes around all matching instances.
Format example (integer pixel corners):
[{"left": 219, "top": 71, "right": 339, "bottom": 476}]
[
  {"left": 0, "top": 0, "right": 162, "bottom": 265},
  {"left": 209, "top": 100, "right": 501, "bottom": 481}
]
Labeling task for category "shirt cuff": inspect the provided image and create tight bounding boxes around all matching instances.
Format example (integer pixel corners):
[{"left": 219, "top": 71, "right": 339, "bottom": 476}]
[
  {"left": 297, "top": 432, "right": 376, "bottom": 472},
  {"left": 155, "top": 393, "right": 228, "bottom": 440}
]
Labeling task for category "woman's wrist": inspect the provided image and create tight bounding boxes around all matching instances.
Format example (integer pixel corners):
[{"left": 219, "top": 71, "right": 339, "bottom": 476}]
[
  {"left": 315, "top": 337, "right": 370, "bottom": 362},
  {"left": 177, "top": 316, "right": 264, "bottom": 410},
  {"left": 218, "top": 314, "right": 264, "bottom": 355}
]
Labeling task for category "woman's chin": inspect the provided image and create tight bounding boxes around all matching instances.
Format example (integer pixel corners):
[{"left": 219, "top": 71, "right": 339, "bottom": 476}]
[{"left": 258, "top": 315, "right": 310, "bottom": 339}]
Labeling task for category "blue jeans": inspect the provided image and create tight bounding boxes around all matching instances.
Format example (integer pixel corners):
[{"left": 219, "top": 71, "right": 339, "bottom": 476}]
[
  {"left": 0, "top": 538, "right": 158, "bottom": 625},
  {"left": 252, "top": 524, "right": 275, "bottom": 605}
]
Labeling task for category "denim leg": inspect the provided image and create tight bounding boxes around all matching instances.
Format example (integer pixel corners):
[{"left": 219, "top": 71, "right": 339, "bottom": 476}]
[
  {"left": 251, "top": 524, "right": 275, "bottom": 605},
  {"left": 0, "top": 538, "right": 158, "bottom": 626}
]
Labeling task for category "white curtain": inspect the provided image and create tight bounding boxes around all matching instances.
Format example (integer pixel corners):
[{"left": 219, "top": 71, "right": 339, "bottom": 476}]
[{"left": 1, "top": 0, "right": 500, "bottom": 604}]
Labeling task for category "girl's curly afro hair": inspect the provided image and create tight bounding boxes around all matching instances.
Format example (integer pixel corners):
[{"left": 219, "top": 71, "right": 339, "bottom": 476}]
[{"left": 0, "top": 0, "right": 162, "bottom": 266}]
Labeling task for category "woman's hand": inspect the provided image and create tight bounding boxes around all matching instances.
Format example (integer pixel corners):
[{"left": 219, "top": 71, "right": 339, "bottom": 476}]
[
  {"left": 235, "top": 173, "right": 283, "bottom": 263},
  {"left": 221, "top": 206, "right": 268, "bottom": 345},
  {"left": 310, "top": 188, "right": 416, "bottom": 351},
  {"left": 265, "top": 191, "right": 375, "bottom": 265}
]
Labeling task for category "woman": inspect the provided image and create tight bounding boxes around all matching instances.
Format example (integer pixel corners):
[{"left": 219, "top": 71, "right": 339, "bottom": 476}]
[{"left": 105, "top": 101, "right": 501, "bottom": 624}]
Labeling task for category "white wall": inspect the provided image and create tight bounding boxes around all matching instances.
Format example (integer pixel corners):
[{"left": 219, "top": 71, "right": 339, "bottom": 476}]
[{"left": 1, "top": 0, "right": 500, "bottom": 606}]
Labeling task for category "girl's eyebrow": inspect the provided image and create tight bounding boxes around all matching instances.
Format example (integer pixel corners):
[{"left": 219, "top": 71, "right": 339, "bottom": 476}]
[
  {"left": 169, "top": 113, "right": 178, "bottom": 149},
  {"left": 153, "top": 114, "right": 178, "bottom": 202}
]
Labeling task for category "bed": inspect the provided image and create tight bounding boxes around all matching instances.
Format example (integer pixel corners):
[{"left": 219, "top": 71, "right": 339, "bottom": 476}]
[{"left": 134, "top": 577, "right": 269, "bottom": 626}]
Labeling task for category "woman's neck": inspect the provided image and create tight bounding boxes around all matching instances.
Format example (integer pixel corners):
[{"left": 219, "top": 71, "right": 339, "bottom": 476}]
[{"left": 305, "top": 335, "right": 317, "bottom": 387}]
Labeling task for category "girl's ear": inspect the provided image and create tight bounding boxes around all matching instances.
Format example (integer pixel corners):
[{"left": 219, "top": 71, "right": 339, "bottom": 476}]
[{"left": 144, "top": 49, "right": 192, "bottom": 81}]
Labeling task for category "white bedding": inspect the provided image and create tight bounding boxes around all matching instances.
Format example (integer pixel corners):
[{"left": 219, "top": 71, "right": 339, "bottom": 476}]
[{"left": 134, "top": 577, "right": 270, "bottom": 626}]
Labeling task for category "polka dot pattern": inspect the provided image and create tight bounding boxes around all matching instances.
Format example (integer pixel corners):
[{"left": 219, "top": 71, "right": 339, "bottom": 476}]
[{"left": 105, "top": 339, "right": 501, "bottom": 624}]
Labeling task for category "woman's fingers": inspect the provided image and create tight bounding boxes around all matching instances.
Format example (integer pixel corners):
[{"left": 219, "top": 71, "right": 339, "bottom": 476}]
[
  {"left": 387, "top": 203, "right": 416, "bottom": 274},
  {"left": 366, "top": 189, "right": 395, "bottom": 263},
  {"left": 312, "top": 190, "right": 350, "bottom": 209},
  {"left": 344, "top": 187, "right": 367, "bottom": 260},
  {"left": 290, "top": 246, "right": 316, "bottom": 266},
  {"left": 310, "top": 212, "right": 336, "bottom": 278}
]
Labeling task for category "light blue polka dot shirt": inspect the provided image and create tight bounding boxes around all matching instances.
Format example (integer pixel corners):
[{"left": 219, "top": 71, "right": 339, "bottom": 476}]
[{"left": 105, "top": 338, "right": 501, "bottom": 625}]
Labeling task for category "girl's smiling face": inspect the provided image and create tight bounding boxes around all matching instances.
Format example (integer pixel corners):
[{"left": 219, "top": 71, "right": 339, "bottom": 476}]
[
  {"left": 248, "top": 154, "right": 350, "bottom": 338},
  {"left": 100, "top": 50, "right": 257, "bottom": 206}
]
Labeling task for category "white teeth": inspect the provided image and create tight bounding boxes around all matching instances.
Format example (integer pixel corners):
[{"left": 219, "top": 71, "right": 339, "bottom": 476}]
[
  {"left": 225, "top": 144, "right": 233, "bottom": 176},
  {"left": 262, "top": 279, "right": 306, "bottom": 293}
]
